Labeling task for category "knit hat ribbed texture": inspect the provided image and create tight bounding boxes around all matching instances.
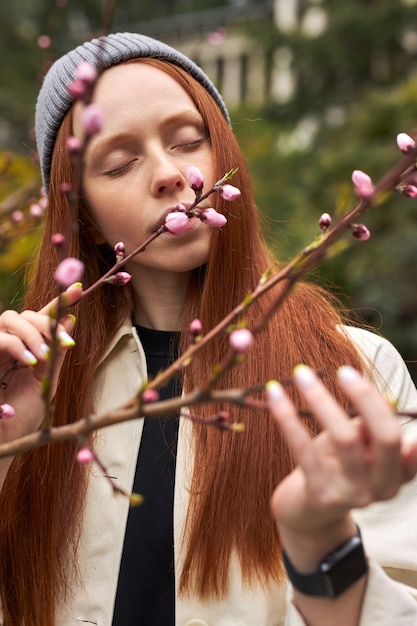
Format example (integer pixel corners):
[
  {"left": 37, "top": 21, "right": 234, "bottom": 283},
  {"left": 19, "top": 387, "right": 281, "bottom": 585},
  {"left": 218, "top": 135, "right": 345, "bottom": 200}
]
[{"left": 35, "top": 32, "right": 230, "bottom": 191}]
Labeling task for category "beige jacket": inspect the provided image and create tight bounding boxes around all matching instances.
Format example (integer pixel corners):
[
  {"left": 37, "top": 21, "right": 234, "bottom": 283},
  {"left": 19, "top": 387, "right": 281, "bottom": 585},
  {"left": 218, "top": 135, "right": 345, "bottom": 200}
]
[{"left": 56, "top": 323, "right": 417, "bottom": 626}]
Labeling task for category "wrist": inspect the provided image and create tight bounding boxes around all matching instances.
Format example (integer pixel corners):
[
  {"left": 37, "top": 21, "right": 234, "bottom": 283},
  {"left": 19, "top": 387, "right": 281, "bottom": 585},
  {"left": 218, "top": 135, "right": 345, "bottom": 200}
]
[{"left": 282, "top": 525, "right": 368, "bottom": 599}]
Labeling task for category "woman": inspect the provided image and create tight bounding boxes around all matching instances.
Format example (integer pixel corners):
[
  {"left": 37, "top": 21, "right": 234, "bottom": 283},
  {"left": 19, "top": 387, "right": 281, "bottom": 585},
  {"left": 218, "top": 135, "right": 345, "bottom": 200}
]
[{"left": 0, "top": 32, "right": 416, "bottom": 626}]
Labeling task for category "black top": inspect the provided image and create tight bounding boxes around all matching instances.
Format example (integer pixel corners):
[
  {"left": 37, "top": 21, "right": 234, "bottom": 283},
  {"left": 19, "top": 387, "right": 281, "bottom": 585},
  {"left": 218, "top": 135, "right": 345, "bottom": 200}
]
[{"left": 112, "top": 326, "right": 181, "bottom": 626}]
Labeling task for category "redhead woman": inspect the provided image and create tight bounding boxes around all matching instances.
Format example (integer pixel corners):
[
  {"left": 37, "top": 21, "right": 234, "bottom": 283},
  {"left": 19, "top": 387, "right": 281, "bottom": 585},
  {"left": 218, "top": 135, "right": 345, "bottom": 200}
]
[{"left": 0, "top": 33, "right": 417, "bottom": 626}]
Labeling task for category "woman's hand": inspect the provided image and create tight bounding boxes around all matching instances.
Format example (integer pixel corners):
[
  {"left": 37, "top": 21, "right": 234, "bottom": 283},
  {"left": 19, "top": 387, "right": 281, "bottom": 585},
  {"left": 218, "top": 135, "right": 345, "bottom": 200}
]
[
  {"left": 267, "top": 365, "right": 417, "bottom": 571},
  {"left": 0, "top": 283, "right": 82, "bottom": 450}
]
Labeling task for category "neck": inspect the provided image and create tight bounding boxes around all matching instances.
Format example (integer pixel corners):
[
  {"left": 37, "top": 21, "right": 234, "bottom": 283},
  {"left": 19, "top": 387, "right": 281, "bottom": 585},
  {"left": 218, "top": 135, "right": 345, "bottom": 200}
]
[{"left": 130, "top": 268, "right": 191, "bottom": 331}]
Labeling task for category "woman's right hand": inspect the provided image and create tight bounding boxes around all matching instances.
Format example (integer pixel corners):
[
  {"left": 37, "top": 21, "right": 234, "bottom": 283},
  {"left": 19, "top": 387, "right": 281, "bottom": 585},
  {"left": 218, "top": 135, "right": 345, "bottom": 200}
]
[{"left": 0, "top": 283, "right": 82, "bottom": 450}]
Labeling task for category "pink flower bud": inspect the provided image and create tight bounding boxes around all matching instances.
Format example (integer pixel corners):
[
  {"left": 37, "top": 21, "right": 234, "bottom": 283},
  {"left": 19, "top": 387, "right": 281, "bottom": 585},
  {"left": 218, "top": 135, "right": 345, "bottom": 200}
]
[
  {"left": 200, "top": 208, "right": 227, "bottom": 227},
  {"left": 60, "top": 182, "right": 72, "bottom": 195},
  {"left": 352, "top": 170, "right": 375, "bottom": 199},
  {"left": 142, "top": 389, "right": 159, "bottom": 403},
  {"left": 189, "top": 318, "right": 203, "bottom": 336},
  {"left": 319, "top": 212, "right": 332, "bottom": 231},
  {"left": 68, "top": 79, "right": 86, "bottom": 100},
  {"left": 106, "top": 271, "right": 132, "bottom": 285},
  {"left": 37, "top": 35, "right": 51, "bottom": 49},
  {"left": 52, "top": 232, "right": 65, "bottom": 247},
  {"left": 76, "top": 61, "right": 98, "bottom": 85},
  {"left": 164, "top": 211, "right": 194, "bottom": 234},
  {"left": 401, "top": 184, "right": 417, "bottom": 198},
  {"left": 187, "top": 166, "right": 204, "bottom": 193},
  {"left": 351, "top": 223, "right": 371, "bottom": 241},
  {"left": 229, "top": 328, "right": 254, "bottom": 352},
  {"left": 66, "top": 136, "right": 82, "bottom": 155},
  {"left": 81, "top": 104, "right": 103, "bottom": 135},
  {"left": 54, "top": 257, "right": 85, "bottom": 287},
  {"left": 114, "top": 241, "right": 125, "bottom": 260},
  {"left": 76, "top": 447, "right": 94, "bottom": 464},
  {"left": 396, "top": 132, "right": 416, "bottom": 155},
  {"left": 0, "top": 403, "right": 15, "bottom": 419},
  {"left": 220, "top": 184, "right": 241, "bottom": 201},
  {"left": 29, "top": 203, "right": 44, "bottom": 218},
  {"left": 12, "top": 210, "right": 24, "bottom": 222},
  {"left": 39, "top": 196, "right": 48, "bottom": 210}
]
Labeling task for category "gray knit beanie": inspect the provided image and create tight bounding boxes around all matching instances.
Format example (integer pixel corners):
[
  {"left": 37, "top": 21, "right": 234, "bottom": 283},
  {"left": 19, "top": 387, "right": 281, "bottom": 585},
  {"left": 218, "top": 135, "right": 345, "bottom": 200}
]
[{"left": 35, "top": 32, "right": 230, "bottom": 192}]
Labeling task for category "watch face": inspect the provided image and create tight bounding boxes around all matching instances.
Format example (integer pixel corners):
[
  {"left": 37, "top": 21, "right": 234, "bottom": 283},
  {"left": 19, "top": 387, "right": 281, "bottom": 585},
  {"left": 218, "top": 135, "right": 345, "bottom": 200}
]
[{"left": 321, "top": 537, "right": 368, "bottom": 598}]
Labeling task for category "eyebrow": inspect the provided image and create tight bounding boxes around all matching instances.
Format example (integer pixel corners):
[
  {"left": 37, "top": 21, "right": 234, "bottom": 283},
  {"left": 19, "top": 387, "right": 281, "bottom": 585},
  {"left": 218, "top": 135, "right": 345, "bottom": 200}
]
[{"left": 86, "top": 109, "right": 206, "bottom": 167}]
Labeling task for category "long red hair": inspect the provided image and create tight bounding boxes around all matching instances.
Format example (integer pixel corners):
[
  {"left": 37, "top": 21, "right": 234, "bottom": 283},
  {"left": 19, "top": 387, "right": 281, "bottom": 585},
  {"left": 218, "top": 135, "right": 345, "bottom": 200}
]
[{"left": 0, "top": 58, "right": 365, "bottom": 624}]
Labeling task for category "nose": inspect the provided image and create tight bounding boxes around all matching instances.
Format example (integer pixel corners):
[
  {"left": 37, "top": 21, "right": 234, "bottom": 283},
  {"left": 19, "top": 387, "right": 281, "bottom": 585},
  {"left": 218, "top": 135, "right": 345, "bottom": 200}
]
[{"left": 150, "top": 151, "right": 186, "bottom": 197}]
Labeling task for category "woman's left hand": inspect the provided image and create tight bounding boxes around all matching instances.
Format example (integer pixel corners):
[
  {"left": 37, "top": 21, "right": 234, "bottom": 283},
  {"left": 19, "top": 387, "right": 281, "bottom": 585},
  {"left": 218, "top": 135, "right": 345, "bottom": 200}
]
[{"left": 267, "top": 365, "right": 417, "bottom": 569}]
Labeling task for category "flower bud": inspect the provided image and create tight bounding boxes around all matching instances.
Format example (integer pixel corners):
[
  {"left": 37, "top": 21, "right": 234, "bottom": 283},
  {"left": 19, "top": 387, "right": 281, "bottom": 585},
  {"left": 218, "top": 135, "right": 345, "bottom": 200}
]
[
  {"left": 189, "top": 318, "right": 203, "bottom": 337},
  {"left": 187, "top": 166, "right": 204, "bottom": 193},
  {"left": 318, "top": 212, "right": 332, "bottom": 231},
  {"left": 68, "top": 79, "right": 86, "bottom": 100},
  {"left": 142, "top": 389, "right": 159, "bottom": 403},
  {"left": 106, "top": 271, "right": 132, "bottom": 286},
  {"left": 114, "top": 241, "right": 125, "bottom": 261},
  {"left": 164, "top": 212, "right": 194, "bottom": 234},
  {"left": 0, "top": 403, "right": 15, "bottom": 419},
  {"left": 351, "top": 223, "right": 371, "bottom": 241},
  {"left": 76, "top": 61, "right": 98, "bottom": 85},
  {"left": 352, "top": 170, "right": 375, "bottom": 199},
  {"left": 400, "top": 184, "right": 417, "bottom": 198},
  {"left": 54, "top": 257, "right": 85, "bottom": 288},
  {"left": 229, "top": 328, "right": 254, "bottom": 352},
  {"left": 29, "top": 203, "right": 44, "bottom": 218},
  {"left": 396, "top": 132, "right": 416, "bottom": 155},
  {"left": 220, "top": 184, "right": 241, "bottom": 201},
  {"left": 52, "top": 232, "right": 65, "bottom": 247},
  {"left": 81, "top": 104, "right": 104, "bottom": 135},
  {"left": 66, "top": 136, "right": 83, "bottom": 155},
  {"left": 76, "top": 447, "right": 94, "bottom": 464},
  {"left": 12, "top": 210, "right": 23, "bottom": 222},
  {"left": 200, "top": 208, "right": 227, "bottom": 227}
]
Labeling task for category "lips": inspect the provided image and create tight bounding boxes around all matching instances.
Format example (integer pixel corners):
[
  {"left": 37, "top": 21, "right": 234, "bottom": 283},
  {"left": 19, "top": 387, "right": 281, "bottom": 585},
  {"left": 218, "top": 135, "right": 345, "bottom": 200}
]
[{"left": 152, "top": 202, "right": 201, "bottom": 233}]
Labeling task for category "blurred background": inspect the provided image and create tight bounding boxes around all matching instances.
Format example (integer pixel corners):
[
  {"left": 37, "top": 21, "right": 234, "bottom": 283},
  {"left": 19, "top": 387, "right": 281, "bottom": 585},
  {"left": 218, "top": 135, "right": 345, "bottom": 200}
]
[{"left": 1, "top": 0, "right": 417, "bottom": 381}]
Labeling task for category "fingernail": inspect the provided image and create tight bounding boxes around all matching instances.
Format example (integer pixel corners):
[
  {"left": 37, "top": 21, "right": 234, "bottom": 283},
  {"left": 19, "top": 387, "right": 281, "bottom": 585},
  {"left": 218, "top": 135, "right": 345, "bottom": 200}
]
[
  {"left": 293, "top": 364, "right": 315, "bottom": 386},
  {"left": 24, "top": 349, "right": 38, "bottom": 365},
  {"left": 266, "top": 380, "right": 284, "bottom": 401},
  {"left": 337, "top": 366, "right": 361, "bottom": 383},
  {"left": 58, "top": 331, "right": 75, "bottom": 347},
  {"left": 66, "top": 282, "right": 83, "bottom": 291},
  {"left": 40, "top": 343, "right": 50, "bottom": 357},
  {"left": 67, "top": 314, "right": 77, "bottom": 324}
]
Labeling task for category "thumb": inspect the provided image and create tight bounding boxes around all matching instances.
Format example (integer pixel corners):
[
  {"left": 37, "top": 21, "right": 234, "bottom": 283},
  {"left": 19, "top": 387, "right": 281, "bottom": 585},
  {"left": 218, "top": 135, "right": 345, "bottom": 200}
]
[{"left": 39, "top": 282, "right": 83, "bottom": 317}]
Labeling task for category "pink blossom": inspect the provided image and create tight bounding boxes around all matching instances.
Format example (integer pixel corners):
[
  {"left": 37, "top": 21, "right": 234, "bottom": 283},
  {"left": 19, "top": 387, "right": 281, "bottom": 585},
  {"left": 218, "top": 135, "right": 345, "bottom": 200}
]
[
  {"left": 37, "top": 35, "right": 51, "bottom": 49},
  {"left": 39, "top": 196, "right": 48, "bottom": 210},
  {"left": 401, "top": 184, "right": 417, "bottom": 198},
  {"left": 187, "top": 166, "right": 204, "bottom": 193},
  {"left": 68, "top": 79, "right": 86, "bottom": 100},
  {"left": 207, "top": 27, "right": 227, "bottom": 45},
  {"left": 164, "top": 211, "right": 194, "bottom": 234},
  {"left": 396, "top": 132, "right": 416, "bottom": 155},
  {"left": 60, "top": 182, "right": 72, "bottom": 195},
  {"left": 351, "top": 170, "right": 375, "bottom": 199},
  {"left": 76, "top": 61, "right": 98, "bottom": 85},
  {"left": 29, "top": 203, "right": 43, "bottom": 218},
  {"left": 0, "top": 403, "right": 15, "bottom": 419},
  {"left": 12, "top": 210, "right": 24, "bottom": 222},
  {"left": 66, "top": 136, "right": 82, "bottom": 155},
  {"left": 142, "top": 389, "right": 159, "bottom": 403},
  {"left": 81, "top": 104, "right": 104, "bottom": 135},
  {"left": 54, "top": 257, "right": 84, "bottom": 287},
  {"left": 229, "top": 328, "right": 254, "bottom": 352},
  {"left": 106, "top": 271, "right": 132, "bottom": 286},
  {"left": 351, "top": 223, "right": 371, "bottom": 241},
  {"left": 76, "top": 447, "right": 94, "bottom": 464},
  {"left": 200, "top": 208, "right": 227, "bottom": 227},
  {"left": 114, "top": 241, "right": 125, "bottom": 260},
  {"left": 52, "top": 232, "right": 65, "bottom": 247},
  {"left": 189, "top": 318, "right": 203, "bottom": 336},
  {"left": 220, "top": 184, "right": 241, "bottom": 201},
  {"left": 319, "top": 212, "right": 332, "bottom": 231}
]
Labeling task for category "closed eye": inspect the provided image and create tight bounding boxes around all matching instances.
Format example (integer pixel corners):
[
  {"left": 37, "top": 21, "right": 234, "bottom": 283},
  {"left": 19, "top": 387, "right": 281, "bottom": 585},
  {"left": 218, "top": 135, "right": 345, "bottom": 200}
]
[{"left": 105, "top": 160, "right": 137, "bottom": 177}]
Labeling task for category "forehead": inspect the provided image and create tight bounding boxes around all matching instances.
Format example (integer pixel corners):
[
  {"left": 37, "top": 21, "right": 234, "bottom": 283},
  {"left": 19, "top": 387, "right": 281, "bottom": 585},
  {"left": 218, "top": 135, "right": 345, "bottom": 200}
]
[{"left": 93, "top": 62, "right": 196, "bottom": 109}]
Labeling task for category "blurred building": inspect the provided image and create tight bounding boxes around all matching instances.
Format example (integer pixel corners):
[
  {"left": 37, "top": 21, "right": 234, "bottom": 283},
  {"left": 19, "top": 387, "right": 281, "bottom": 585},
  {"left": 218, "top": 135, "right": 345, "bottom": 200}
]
[{"left": 131, "top": 0, "right": 329, "bottom": 108}]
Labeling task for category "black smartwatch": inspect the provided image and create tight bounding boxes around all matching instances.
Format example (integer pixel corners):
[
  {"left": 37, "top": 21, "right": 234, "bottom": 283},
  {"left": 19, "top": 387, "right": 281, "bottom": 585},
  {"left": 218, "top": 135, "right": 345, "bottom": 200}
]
[{"left": 282, "top": 527, "right": 368, "bottom": 598}]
